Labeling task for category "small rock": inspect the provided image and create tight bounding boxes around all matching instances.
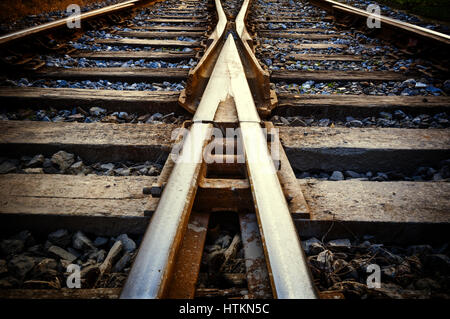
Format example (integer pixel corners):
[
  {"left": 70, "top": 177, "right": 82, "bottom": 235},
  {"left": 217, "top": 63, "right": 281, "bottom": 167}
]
[
  {"left": 116, "top": 234, "right": 136, "bottom": 252},
  {"left": 42, "top": 158, "right": 58, "bottom": 173},
  {"left": 279, "top": 116, "right": 290, "bottom": 125},
  {"left": 93, "top": 237, "right": 108, "bottom": 247},
  {"left": 48, "top": 229, "right": 71, "bottom": 247},
  {"left": 100, "top": 163, "right": 115, "bottom": 171},
  {"left": 44, "top": 240, "right": 53, "bottom": 251},
  {"left": 372, "top": 172, "right": 388, "bottom": 181},
  {"left": 10, "top": 231, "right": 33, "bottom": 245},
  {"left": 92, "top": 249, "right": 106, "bottom": 263},
  {"left": 112, "top": 252, "right": 132, "bottom": 272},
  {"left": 329, "top": 171, "right": 344, "bottom": 181},
  {"left": 432, "top": 173, "right": 443, "bottom": 181},
  {"left": 0, "top": 161, "right": 16, "bottom": 174},
  {"left": 349, "top": 120, "right": 363, "bottom": 127},
  {"left": 68, "top": 114, "right": 85, "bottom": 122},
  {"left": 23, "top": 168, "right": 44, "bottom": 174},
  {"left": 0, "top": 239, "right": 25, "bottom": 255},
  {"left": 72, "top": 231, "right": 95, "bottom": 251},
  {"left": 443, "top": 80, "right": 450, "bottom": 93},
  {"left": 401, "top": 79, "right": 416, "bottom": 88},
  {"left": 114, "top": 168, "right": 130, "bottom": 176},
  {"left": 344, "top": 170, "right": 361, "bottom": 178},
  {"left": 117, "top": 112, "right": 128, "bottom": 119},
  {"left": 415, "top": 82, "right": 427, "bottom": 88},
  {"left": 147, "top": 166, "right": 157, "bottom": 176},
  {"left": 315, "top": 250, "right": 334, "bottom": 271},
  {"left": 318, "top": 118, "right": 330, "bottom": 127},
  {"left": 302, "top": 237, "right": 323, "bottom": 255},
  {"left": 394, "top": 110, "right": 407, "bottom": 119},
  {"left": 26, "top": 155, "right": 45, "bottom": 168},
  {"left": 100, "top": 115, "right": 119, "bottom": 123},
  {"left": 137, "top": 114, "right": 150, "bottom": 122},
  {"left": 359, "top": 240, "right": 371, "bottom": 249},
  {"left": 48, "top": 245, "right": 77, "bottom": 262},
  {"left": 89, "top": 107, "right": 106, "bottom": 116},
  {"left": 8, "top": 255, "right": 36, "bottom": 278},
  {"left": 67, "top": 247, "right": 81, "bottom": 259},
  {"left": 27, "top": 244, "right": 46, "bottom": 256},
  {"left": 290, "top": 118, "right": 307, "bottom": 127},
  {"left": 68, "top": 161, "right": 86, "bottom": 174},
  {"left": 379, "top": 112, "right": 393, "bottom": 120},
  {"left": 150, "top": 113, "right": 163, "bottom": 121},
  {"left": 318, "top": 172, "right": 329, "bottom": 179},
  {"left": 51, "top": 151, "right": 75, "bottom": 171},
  {"left": 327, "top": 239, "right": 351, "bottom": 251}
]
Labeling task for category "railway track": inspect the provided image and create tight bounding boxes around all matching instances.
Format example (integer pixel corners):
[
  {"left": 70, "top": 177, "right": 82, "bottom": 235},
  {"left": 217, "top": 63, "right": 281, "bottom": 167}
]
[{"left": 0, "top": 0, "right": 449, "bottom": 300}]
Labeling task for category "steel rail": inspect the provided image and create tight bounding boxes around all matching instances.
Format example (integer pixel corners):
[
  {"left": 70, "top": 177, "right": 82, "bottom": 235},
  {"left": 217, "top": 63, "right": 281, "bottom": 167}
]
[
  {"left": 217, "top": 35, "right": 317, "bottom": 298},
  {"left": 0, "top": 0, "right": 144, "bottom": 45},
  {"left": 234, "top": 0, "right": 277, "bottom": 115},
  {"left": 120, "top": 122, "right": 212, "bottom": 299},
  {"left": 178, "top": 0, "right": 228, "bottom": 113},
  {"left": 122, "top": 0, "right": 317, "bottom": 299},
  {"left": 120, "top": 0, "right": 228, "bottom": 299},
  {"left": 313, "top": 0, "right": 450, "bottom": 45},
  {"left": 193, "top": 35, "right": 259, "bottom": 123}
]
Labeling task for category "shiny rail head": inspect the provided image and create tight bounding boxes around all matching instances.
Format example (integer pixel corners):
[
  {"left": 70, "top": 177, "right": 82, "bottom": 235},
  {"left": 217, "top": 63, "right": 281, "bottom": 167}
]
[
  {"left": 239, "top": 122, "right": 318, "bottom": 299},
  {"left": 234, "top": 0, "right": 277, "bottom": 114},
  {"left": 120, "top": 123, "right": 212, "bottom": 299},
  {"left": 193, "top": 34, "right": 260, "bottom": 123}
]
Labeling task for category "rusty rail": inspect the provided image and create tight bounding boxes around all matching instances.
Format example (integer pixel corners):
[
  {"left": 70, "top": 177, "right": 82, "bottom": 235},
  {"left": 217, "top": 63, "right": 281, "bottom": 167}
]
[
  {"left": 235, "top": 0, "right": 277, "bottom": 116},
  {"left": 311, "top": 0, "right": 450, "bottom": 49},
  {"left": 121, "top": 0, "right": 318, "bottom": 299},
  {"left": 0, "top": 0, "right": 151, "bottom": 45},
  {"left": 178, "top": 0, "right": 228, "bottom": 113}
]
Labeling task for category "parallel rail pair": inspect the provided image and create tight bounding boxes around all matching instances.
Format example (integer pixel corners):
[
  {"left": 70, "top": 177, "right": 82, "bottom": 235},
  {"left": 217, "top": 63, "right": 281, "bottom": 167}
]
[{"left": 121, "top": 0, "right": 318, "bottom": 299}]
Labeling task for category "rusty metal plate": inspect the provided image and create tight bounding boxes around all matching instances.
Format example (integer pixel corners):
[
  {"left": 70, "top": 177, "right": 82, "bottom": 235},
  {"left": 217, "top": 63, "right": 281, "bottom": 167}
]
[{"left": 166, "top": 211, "right": 210, "bottom": 299}]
